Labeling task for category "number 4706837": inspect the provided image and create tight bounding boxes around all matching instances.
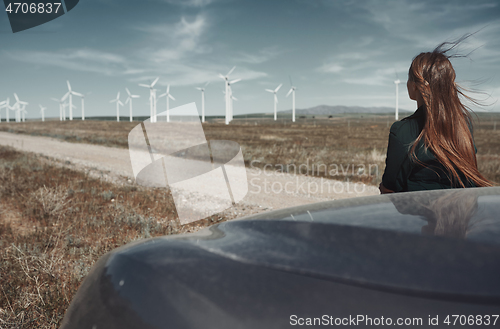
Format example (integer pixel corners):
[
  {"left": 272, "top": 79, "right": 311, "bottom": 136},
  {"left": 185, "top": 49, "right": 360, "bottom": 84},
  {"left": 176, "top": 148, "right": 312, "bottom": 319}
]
[{"left": 5, "top": 2, "right": 62, "bottom": 14}]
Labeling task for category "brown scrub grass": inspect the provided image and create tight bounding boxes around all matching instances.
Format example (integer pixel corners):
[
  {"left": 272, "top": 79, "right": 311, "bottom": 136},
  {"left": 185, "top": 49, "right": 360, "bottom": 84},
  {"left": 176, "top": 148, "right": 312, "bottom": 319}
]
[
  {"left": 1, "top": 113, "right": 499, "bottom": 184},
  {"left": 0, "top": 146, "right": 228, "bottom": 328}
]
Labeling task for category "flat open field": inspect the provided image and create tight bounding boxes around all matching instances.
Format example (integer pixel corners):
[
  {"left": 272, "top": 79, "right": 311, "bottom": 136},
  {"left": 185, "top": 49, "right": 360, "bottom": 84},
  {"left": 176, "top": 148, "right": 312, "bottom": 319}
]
[{"left": 1, "top": 112, "right": 499, "bottom": 183}]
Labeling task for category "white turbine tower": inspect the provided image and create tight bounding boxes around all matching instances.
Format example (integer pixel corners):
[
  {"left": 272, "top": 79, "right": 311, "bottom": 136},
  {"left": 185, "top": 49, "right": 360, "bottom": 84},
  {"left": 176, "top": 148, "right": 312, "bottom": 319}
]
[
  {"left": 125, "top": 88, "right": 140, "bottom": 122},
  {"left": 286, "top": 77, "right": 297, "bottom": 122},
  {"left": 51, "top": 97, "right": 65, "bottom": 121},
  {"left": 9, "top": 103, "right": 17, "bottom": 122},
  {"left": 61, "top": 91, "right": 71, "bottom": 121},
  {"left": 196, "top": 81, "right": 210, "bottom": 122},
  {"left": 394, "top": 79, "right": 401, "bottom": 121},
  {"left": 21, "top": 108, "right": 27, "bottom": 122},
  {"left": 158, "top": 85, "right": 175, "bottom": 122},
  {"left": 139, "top": 77, "right": 159, "bottom": 123},
  {"left": 227, "top": 78, "right": 240, "bottom": 121},
  {"left": 110, "top": 92, "right": 124, "bottom": 122},
  {"left": 39, "top": 104, "right": 46, "bottom": 122},
  {"left": 80, "top": 94, "right": 86, "bottom": 121},
  {"left": 219, "top": 66, "right": 237, "bottom": 125},
  {"left": 265, "top": 84, "right": 282, "bottom": 121}
]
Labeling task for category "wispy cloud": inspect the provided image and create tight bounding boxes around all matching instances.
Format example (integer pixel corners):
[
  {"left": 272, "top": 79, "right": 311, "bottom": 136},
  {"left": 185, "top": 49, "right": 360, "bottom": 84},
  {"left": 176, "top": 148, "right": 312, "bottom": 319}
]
[
  {"left": 135, "top": 15, "right": 212, "bottom": 62},
  {"left": 4, "top": 48, "right": 130, "bottom": 75},
  {"left": 162, "top": 0, "right": 215, "bottom": 7},
  {"left": 317, "top": 63, "right": 343, "bottom": 73},
  {"left": 234, "top": 46, "right": 283, "bottom": 64}
]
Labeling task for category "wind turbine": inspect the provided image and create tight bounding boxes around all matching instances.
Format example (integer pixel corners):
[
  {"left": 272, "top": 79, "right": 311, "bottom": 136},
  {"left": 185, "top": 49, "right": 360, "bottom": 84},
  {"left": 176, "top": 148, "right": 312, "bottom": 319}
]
[
  {"left": 39, "top": 104, "right": 47, "bottom": 122},
  {"left": 65, "top": 81, "right": 83, "bottom": 120},
  {"left": 196, "top": 81, "right": 210, "bottom": 122},
  {"left": 1, "top": 98, "right": 10, "bottom": 122},
  {"left": 13, "top": 93, "right": 28, "bottom": 123},
  {"left": 265, "top": 83, "right": 282, "bottom": 121},
  {"left": 286, "top": 76, "right": 297, "bottom": 122},
  {"left": 125, "top": 88, "right": 140, "bottom": 122},
  {"left": 158, "top": 85, "right": 175, "bottom": 122},
  {"left": 110, "top": 92, "right": 124, "bottom": 122},
  {"left": 219, "top": 66, "right": 237, "bottom": 125},
  {"left": 0, "top": 99, "right": 8, "bottom": 122},
  {"left": 394, "top": 78, "right": 401, "bottom": 121},
  {"left": 139, "top": 77, "right": 159, "bottom": 123}
]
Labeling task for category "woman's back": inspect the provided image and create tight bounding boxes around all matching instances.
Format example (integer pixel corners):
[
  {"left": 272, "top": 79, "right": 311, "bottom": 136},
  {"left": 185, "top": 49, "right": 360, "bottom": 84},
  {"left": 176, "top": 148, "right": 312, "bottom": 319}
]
[{"left": 382, "top": 106, "right": 477, "bottom": 192}]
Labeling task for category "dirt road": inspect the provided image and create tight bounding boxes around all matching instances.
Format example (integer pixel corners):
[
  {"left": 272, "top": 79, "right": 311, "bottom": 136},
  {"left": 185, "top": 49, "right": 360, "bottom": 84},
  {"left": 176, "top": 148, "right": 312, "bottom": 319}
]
[{"left": 0, "top": 131, "right": 379, "bottom": 218}]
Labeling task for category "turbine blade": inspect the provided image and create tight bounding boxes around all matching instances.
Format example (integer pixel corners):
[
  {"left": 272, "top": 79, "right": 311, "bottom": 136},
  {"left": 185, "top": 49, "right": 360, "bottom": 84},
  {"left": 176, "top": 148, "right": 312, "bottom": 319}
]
[
  {"left": 218, "top": 73, "right": 225, "bottom": 80},
  {"left": 286, "top": 88, "right": 293, "bottom": 97},
  {"left": 117, "top": 92, "right": 120, "bottom": 99},
  {"left": 14, "top": 93, "right": 19, "bottom": 102},
  {"left": 72, "top": 91, "right": 84, "bottom": 97},
  {"left": 167, "top": 85, "right": 170, "bottom": 93},
  {"left": 132, "top": 95, "right": 140, "bottom": 98},
  {"left": 151, "top": 77, "right": 159, "bottom": 87},
  {"left": 230, "top": 78, "right": 241, "bottom": 84},
  {"left": 62, "top": 92, "right": 70, "bottom": 101},
  {"left": 196, "top": 87, "right": 202, "bottom": 91},
  {"left": 139, "top": 84, "right": 150, "bottom": 88},
  {"left": 205, "top": 81, "right": 210, "bottom": 87},
  {"left": 168, "top": 94, "right": 175, "bottom": 101},
  {"left": 67, "top": 80, "right": 71, "bottom": 91},
  {"left": 227, "top": 66, "right": 236, "bottom": 76},
  {"left": 275, "top": 83, "right": 283, "bottom": 92},
  {"left": 265, "top": 89, "right": 274, "bottom": 93},
  {"left": 126, "top": 88, "right": 131, "bottom": 96}
]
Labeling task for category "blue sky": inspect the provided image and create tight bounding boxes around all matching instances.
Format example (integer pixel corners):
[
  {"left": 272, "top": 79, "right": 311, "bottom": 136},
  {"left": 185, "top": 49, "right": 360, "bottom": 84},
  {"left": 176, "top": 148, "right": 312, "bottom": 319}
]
[{"left": 1, "top": 0, "right": 500, "bottom": 119}]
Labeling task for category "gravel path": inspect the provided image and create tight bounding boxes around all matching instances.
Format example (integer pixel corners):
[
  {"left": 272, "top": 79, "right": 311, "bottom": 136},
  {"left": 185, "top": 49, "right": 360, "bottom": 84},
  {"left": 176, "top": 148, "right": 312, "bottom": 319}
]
[{"left": 0, "top": 132, "right": 379, "bottom": 218}]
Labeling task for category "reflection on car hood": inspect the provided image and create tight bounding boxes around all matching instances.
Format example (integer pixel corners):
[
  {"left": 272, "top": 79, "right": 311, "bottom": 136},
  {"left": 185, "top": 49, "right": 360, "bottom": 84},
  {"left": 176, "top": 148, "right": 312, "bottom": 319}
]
[
  {"left": 239, "top": 186, "right": 500, "bottom": 246},
  {"left": 60, "top": 187, "right": 500, "bottom": 329}
]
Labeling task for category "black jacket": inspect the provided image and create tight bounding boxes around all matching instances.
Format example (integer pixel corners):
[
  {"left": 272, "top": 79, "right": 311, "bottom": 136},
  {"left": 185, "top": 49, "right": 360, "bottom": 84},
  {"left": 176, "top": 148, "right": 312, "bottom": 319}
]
[{"left": 381, "top": 106, "right": 477, "bottom": 192}]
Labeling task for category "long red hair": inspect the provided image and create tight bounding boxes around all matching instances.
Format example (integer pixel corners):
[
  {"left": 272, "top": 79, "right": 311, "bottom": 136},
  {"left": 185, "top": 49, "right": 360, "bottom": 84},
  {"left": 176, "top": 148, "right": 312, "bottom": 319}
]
[{"left": 408, "top": 38, "right": 492, "bottom": 188}]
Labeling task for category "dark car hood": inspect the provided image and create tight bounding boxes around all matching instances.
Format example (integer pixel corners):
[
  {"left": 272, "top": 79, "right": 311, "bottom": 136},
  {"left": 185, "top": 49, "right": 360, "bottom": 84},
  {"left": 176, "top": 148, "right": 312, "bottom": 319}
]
[{"left": 60, "top": 187, "right": 500, "bottom": 329}]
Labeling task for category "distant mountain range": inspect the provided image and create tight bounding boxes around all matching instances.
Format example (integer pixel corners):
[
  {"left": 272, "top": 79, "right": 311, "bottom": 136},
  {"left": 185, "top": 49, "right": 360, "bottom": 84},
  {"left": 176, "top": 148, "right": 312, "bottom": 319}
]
[{"left": 280, "top": 105, "right": 413, "bottom": 115}]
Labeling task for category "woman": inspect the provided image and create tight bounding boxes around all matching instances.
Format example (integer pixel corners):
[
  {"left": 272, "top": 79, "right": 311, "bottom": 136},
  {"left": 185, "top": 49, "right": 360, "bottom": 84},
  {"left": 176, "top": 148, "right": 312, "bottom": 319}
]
[{"left": 380, "top": 39, "right": 492, "bottom": 194}]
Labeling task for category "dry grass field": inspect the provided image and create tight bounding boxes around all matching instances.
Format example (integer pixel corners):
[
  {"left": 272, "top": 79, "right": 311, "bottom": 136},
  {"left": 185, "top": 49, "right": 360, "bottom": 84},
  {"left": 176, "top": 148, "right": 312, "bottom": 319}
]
[
  {"left": 0, "top": 113, "right": 499, "bottom": 328},
  {"left": 0, "top": 147, "right": 229, "bottom": 328}
]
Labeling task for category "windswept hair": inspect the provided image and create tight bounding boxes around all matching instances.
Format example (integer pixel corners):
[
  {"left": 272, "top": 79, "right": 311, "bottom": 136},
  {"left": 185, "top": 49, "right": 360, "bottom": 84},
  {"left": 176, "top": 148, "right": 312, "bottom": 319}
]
[{"left": 408, "top": 34, "right": 492, "bottom": 188}]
